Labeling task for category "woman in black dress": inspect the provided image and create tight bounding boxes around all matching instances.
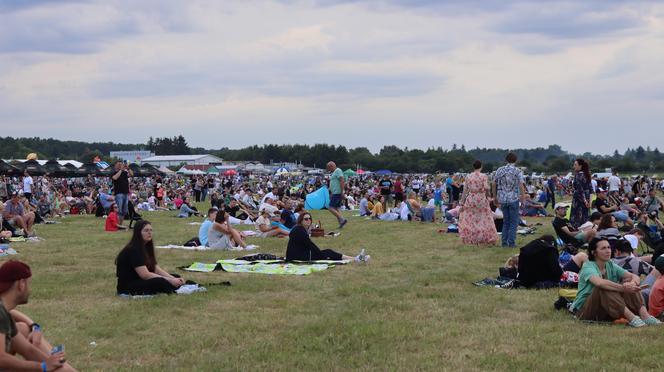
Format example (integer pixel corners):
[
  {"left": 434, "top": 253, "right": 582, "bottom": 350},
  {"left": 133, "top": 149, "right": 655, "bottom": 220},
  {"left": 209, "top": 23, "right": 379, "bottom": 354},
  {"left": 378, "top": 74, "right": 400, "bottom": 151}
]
[
  {"left": 570, "top": 158, "right": 592, "bottom": 228},
  {"left": 286, "top": 212, "right": 369, "bottom": 262}
]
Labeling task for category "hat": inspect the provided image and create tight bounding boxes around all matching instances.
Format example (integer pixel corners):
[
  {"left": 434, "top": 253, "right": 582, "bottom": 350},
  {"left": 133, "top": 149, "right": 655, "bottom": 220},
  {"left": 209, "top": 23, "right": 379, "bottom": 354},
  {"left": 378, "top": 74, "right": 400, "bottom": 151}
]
[
  {"left": 597, "top": 187, "right": 607, "bottom": 193},
  {"left": 554, "top": 202, "right": 570, "bottom": 210},
  {"left": 624, "top": 235, "right": 639, "bottom": 249},
  {"left": 655, "top": 256, "right": 664, "bottom": 274},
  {"left": 0, "top": 260, "right": 32, "bottom": 293}
]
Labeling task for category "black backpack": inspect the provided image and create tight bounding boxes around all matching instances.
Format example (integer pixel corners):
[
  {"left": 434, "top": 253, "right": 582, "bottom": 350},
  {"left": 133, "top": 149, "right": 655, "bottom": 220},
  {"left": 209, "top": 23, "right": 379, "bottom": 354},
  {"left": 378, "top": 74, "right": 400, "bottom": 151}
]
[{"left": 517, "top": 238, "right": 562, "bottom": 288}]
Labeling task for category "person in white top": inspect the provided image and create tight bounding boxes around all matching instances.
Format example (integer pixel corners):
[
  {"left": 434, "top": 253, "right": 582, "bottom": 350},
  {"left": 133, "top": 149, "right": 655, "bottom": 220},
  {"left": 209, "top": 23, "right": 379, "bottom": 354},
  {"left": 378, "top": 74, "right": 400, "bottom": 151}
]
[
  {"left": 22, "top": 171, "right": 33, "bottom": 201},
  {"left": 608, "top": 169, "right": 622, "bottom": 194}
]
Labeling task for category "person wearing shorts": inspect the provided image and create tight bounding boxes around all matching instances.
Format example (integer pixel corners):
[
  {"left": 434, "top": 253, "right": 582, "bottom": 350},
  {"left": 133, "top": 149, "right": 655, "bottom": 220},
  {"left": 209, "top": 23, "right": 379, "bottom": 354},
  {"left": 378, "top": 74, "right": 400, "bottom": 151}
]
[
  {"left": 111, "top": 161, "right": 132, "bottom": 225},
  {"left": 327, "top": 161, "right": 348, "bottom": 229}
]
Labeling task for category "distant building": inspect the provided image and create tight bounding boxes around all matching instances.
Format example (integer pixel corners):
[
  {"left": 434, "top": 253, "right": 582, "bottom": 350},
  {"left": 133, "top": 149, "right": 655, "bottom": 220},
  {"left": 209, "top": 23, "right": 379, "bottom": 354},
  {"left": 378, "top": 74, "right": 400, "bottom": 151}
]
[
  {"left": 142, "top": 154, "right": 223, "bottom": 167},
  {"left": 110, "top": 151, "right": 155, "bottom": 163}
]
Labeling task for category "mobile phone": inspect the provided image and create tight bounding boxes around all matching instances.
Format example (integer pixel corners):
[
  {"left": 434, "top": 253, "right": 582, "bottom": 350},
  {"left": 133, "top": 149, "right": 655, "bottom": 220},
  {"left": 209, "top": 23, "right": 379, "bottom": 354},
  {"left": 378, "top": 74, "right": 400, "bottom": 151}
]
[
  {"left": 51, "top": 344, "right": 64, "bottom": 355},
  {"left": 639, "top": 284, "right": 650, "bottom": 290}
]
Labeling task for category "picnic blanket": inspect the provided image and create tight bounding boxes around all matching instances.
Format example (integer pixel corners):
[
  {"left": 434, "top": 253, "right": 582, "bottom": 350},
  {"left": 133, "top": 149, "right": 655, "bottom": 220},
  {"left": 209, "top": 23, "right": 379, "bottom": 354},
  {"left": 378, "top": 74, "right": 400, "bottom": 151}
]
[
  {"left": 180, "top": 257, "right": 351, "bottom": 275},
  {"left": 0, "top": 244, "right": 17, "bottom": 256},
  {"left": 157, "top": 245, "right": 211, "bottom": 251}
]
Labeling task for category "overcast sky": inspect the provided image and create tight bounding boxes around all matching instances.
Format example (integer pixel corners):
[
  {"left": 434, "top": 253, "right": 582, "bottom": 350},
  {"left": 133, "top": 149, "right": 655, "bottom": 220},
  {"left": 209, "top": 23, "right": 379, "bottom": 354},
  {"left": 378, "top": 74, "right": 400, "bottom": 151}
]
[{"left": 1, "top": 0, "right": 664, "bottom": 154}]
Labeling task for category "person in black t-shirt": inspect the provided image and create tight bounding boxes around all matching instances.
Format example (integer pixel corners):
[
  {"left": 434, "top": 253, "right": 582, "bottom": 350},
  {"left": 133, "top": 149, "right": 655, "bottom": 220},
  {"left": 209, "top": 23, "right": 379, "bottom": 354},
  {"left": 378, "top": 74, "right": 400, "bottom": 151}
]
[
  {"left": 115, "top": 220, "right": 185, "bottom": 295},
  {"left": 552, "top": 203, "right": 596, "bottom": 246},
  {"left": 379, "top": 175, "right": 393, "bottom": 205},
  {"left": 111, "top": 161, "right": 132, "bottom": 225}
]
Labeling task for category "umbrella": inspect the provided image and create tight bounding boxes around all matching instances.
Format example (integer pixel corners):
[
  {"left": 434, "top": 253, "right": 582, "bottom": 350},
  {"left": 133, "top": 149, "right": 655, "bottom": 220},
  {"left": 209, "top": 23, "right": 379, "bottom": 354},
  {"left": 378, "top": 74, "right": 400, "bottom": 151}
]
[
  {"left": 0, "top": 160, "right": 20, "bottom": 176},
  {"left": 375, "top": 169, "right": 393, "bottom": 176},
  {"left": 356, "top": 169, "right": 366, "bottom": 175},
  {"left": 141, "top": 163, "right": 159, "bottom": 176},
  {"left": 43, "top": 159, "right": 71, "bottom": 177},
  {"left": 223, "top": 169, "right": 237, "bottom": 176},
  {"left": 275, "top": 166, "right": 289, "bottom": 175},
  {"left": 14, "top": 159, "right": 47, "bottom": 176},
  {"left": 343, "top": 169, "right": 357, "bottom": 178}
]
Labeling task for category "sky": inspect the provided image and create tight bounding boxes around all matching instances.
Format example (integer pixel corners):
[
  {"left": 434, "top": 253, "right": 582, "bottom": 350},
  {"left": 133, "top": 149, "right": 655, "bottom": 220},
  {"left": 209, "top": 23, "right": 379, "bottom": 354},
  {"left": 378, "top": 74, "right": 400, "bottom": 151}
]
[{"left": 1, "top": 0, "right": 664, "bottom": 155}]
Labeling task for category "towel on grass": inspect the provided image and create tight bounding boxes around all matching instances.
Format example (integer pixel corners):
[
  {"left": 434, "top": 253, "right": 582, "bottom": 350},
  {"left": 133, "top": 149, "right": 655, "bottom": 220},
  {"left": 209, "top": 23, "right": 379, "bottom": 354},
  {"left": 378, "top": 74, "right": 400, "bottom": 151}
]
[{"left": 180, "top": 257, "right": 351, "bottom": 275}]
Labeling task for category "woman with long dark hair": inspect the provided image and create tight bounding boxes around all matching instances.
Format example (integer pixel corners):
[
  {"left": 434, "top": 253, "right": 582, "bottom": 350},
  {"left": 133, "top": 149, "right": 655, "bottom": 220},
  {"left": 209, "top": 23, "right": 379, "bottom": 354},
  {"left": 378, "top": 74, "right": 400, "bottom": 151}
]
[
  {"left": 571, "top": 238, "right": 659, "bottom": 327},
  {"left": 286, "top": 212, "right": 369, "bottom": 262},
  {"left": 570, "top": 158, "right": 592, "bottom": 228},
  {"left": 115, "top": 220, "right": 185, "bottom": 295}
]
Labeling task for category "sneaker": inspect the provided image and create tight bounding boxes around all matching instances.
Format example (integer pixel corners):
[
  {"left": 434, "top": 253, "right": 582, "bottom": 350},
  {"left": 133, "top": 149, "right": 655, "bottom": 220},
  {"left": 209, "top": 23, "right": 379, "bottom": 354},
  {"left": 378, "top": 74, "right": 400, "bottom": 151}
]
[
  {"left": 644, "top": 316, "right": 662, "bottom": 326},
  {"left": 496, "top": 279, "right": 515, "bottom": 289},
  {"left": 628, "top": 316, "right": 646, "bottom": 328},
  {"left": 244, "top": 244, "right": 258, "bottom": 251},
  {"left": 339, "top": 219, "right": 348, "bottom": 229},
  {"left": 355, "top": 249, "right": 370, "bottom": 263}
]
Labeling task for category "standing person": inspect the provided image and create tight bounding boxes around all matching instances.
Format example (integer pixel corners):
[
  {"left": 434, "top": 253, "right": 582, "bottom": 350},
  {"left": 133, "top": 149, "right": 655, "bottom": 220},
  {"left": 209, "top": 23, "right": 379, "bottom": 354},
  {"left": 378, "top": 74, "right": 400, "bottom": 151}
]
[
  {"left": 115, "top": 220, "right": 185, "bottom": 295},
  {"left": 543, "top": 175, "right": 557, "bottom": 210},
  {"left": 492, "top": 152, "right": 526, "bottom": 248},
  {"left": 21, "top": 171, "right": 33, "bottom": 203},
  {"left": 570, "top": 158, "right": 592, "bottom": 229},
  {"left": 607, "top": 169, "right": 622, "bottom": 196},
  {"left": 0, "top": 261, "right": 75, "bottom": 372},
  {"left": 326, "top": 161, "right": 348, "bottom": 229},
  {"left": 459, "top": 160, "right": 498, "bottom": 245},
  {"left": 393, "top": 176, "right": 404, "bottom": 208},
  {"left": 379, "top": 175, "right": 393, "bottom": 208},
  {"left": 111, "top": 161, "right": 132, "bottom": 225}
]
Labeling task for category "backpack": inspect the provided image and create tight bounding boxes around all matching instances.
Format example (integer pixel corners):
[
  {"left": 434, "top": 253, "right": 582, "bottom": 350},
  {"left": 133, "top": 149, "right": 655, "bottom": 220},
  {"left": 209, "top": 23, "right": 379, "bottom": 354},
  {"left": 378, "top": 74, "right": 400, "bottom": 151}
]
[{"left": 517, "top": 238, "right": 562, "bottom": 288}]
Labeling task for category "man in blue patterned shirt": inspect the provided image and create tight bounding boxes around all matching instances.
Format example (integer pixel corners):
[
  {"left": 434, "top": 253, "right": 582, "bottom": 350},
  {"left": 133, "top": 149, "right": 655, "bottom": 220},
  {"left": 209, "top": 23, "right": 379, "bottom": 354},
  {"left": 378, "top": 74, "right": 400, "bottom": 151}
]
[{"left": 492, "top": 152, "right": 526, "bottom": 247}]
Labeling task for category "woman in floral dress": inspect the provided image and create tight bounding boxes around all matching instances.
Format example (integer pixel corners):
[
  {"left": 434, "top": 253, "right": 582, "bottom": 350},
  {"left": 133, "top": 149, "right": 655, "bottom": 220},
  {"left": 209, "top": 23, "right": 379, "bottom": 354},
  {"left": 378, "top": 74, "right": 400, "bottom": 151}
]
[{"left": 459, "top": 160, "right": 498, "bottom": 245}]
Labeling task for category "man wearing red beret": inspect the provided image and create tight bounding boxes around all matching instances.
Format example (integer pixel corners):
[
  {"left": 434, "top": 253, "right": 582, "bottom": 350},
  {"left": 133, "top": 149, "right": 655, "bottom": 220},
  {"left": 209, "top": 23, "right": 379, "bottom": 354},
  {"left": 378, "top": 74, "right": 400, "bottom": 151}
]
[{"left": 0, "top": 260, "right": 75, "bottom": 371}]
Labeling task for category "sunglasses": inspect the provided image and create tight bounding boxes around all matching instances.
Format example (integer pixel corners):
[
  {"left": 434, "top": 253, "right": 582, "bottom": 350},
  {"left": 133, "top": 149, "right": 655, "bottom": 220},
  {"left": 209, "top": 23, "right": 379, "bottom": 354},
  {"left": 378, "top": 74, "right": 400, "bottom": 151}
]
[{"left": 303, "top": 217, "right": 312, "bottom": 221}]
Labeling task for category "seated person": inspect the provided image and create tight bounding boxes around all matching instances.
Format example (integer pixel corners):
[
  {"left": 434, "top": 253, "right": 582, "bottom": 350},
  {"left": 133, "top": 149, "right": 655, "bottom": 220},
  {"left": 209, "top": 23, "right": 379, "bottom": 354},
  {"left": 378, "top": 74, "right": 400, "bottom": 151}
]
[
  {"left": 225, "top": 199, "right": 255, "bottom": 223},
  {"left": 644, "top": 188, "right": 663, "bottom": 217},
  {"left": 594, "top": 188, "right": 633, "bottom": 228},
  {"left": 198, "top": 208, "right": 217, "bottom": 247},
  {"left": 105, "top": 203, "right": 128, "bottom": 231},
  {"left": 286, "top": 212, "right": 369, "bottom": 262},
  {"left": 207, "top": 210, "right": 255, "bottom": 250},
  {"left": 115, "top": 220, "right": 185, "bottom": 295},
  {"left": 596, "top": 214, "right": 623, "bottom": 249},
  {"left": 36, "top": 195, "right": 52, "bottom": 219},
  {"left": 612, "top": 239, "right": 653, "bottom": 276},
  {"left": 176, "top": 197, "right": 201, "bottom": 218},
  {"left": 552, "top": 203, "right": 596, "bottom": 246},
  {"left": 370, "top": 196, "right": 385, "bottom": 219},
  {"left": 358, "top": 193, "right": 371, "bottom": 217},
  {"left": 571, "top": 238, "right": 660, "bottom": 327},
  {"left": 255, "top": 209, "right": 290, "bottom": 237},
  {"left": 98, "top": 187, "right": 115, "bottom": 214},
  {"left": 257, "top": 198, "right": 279, "bottom": 216},
  {"left": 521, "top": 194, "right": 549, "bottom": 217},
  {"left": 0, "top": 260, "right": 75, "bottom": 372},
  {"left": 648, "top": 256, "right": 664, "bottom": 319},
  {"left": 280, "top": 201, "right": 296, "bottom": 229},
  {"left": 2, "top": 192, "right": 35, "bottom": 237}
]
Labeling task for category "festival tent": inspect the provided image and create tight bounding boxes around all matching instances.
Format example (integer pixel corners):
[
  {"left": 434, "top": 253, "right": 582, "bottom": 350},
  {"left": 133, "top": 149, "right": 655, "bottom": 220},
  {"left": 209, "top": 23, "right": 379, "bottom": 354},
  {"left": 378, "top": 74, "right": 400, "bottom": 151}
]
[
  {"left": 343, "top": 169, "right": 357, "bottom": 178},
  {"left": 375, "top": 169, "right": 393, "bottom": 176},
  {"left": 158, "top": 166, "right": 175, "bottom": 175},
  {"left": 14, "top": 159, "right": 47, "bottom": 176},
  {"left": 304, "top": 186, "right": 330, "bottom": 210},
  {"left": 0, "top": 160, "right": 20, "bottom": 176},
  {"left": 141, "top": 163, "right": 161, "bottom": 176},
  {"left": 275, "top": 166, "right": 290, "bottom": 175},
  {"left": 43, "top": 159, "right": 73, "bottom": 177},
  {"left": 177, "top": 167, "right": 206, "bottom": 175},
  {"left": 79, "top": 162, "right": 106, "bottom": 176},
  {"left": 206, "top": 166, "right": 220, "bottom": 175},
  {"left": 62, "top": 163, "right": 81, "bottom": 177}
]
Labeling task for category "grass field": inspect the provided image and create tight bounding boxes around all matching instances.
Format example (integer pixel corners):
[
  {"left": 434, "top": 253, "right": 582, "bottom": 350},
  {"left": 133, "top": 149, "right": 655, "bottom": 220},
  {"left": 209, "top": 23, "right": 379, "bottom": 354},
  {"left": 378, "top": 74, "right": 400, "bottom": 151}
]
[{"left": 11, "top": 203, "right": 664, "bottom": 371}]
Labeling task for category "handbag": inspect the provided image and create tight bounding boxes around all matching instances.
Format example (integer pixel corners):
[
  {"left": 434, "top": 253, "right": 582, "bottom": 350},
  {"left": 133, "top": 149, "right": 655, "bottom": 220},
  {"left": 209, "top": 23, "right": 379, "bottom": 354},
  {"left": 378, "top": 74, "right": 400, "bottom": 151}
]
[{"left": 310, "top": 220, "right": 325, "bottom": 237}]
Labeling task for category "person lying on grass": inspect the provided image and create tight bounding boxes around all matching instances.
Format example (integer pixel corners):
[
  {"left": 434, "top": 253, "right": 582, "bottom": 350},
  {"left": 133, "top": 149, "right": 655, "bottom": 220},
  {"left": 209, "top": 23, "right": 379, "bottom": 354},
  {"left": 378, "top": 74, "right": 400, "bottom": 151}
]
[
  {"left": 115, "top": 220, "right": 186, "bottom": 295},
  {"left": 208, "top": 210, "right": 256, "bottom": 250},
  {"left": 286, "top": 212, "right": 369, "bottom": 263},
  {"left": 0, "top": 260, "right": 76, "bottom": 371},
  {"left": 571, "top": 238, "right": 661, "bottom": 327},
  {"left": 105, "top": 203, "right": 128, "bottom": 232}
]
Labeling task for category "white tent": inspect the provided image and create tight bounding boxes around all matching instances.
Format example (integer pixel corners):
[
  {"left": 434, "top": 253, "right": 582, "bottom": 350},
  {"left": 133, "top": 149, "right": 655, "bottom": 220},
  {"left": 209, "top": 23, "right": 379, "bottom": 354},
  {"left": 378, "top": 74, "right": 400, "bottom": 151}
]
[
  {"left": 176, "top": 167, "right": 206, "bottom": 175},
  {"left": 158, "top": 166, "right": 175, "bottom": 174}
]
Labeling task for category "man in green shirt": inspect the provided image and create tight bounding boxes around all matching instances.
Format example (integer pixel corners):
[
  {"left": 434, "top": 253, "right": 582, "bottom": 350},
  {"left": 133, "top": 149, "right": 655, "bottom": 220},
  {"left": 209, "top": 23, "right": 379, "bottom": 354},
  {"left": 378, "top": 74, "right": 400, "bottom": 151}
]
[
  {"left": 0, "top": 260, "right": 73, "bottom": 371},
  {"left": 326, "top": 161, "right": 348, "bottom": 229}
]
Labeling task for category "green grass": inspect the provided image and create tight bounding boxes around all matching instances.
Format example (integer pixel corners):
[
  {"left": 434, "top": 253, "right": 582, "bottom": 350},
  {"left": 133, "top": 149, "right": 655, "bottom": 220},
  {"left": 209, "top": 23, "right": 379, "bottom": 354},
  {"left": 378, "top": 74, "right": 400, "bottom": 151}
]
[{"left": 12, "top": 204, "right": 664, "bottom": 371}]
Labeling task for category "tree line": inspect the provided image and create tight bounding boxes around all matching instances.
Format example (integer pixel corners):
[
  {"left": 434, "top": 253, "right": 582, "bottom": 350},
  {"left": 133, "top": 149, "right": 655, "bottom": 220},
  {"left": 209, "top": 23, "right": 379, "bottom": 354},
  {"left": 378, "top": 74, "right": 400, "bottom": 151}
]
[{"left": 1, "top": 136, "right": 663, "bottom": 174}]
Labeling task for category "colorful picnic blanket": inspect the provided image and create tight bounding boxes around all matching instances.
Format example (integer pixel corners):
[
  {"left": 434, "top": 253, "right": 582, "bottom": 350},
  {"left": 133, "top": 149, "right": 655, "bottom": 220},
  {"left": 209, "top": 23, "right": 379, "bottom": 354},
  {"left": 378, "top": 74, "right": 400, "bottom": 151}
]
[{"left": 181, "top": 259, "right": 350, "bottom": 275}]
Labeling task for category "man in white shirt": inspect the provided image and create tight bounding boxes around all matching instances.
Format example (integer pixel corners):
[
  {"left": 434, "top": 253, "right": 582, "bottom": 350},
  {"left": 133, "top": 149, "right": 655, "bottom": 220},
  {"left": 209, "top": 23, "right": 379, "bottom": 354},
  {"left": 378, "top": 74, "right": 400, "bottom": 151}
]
[
  {"left": 608, "top": 169, "right": 622, "bottom": 194},
  {"left": 21, "top": 171, "right": 33, "bottom": 202}
]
